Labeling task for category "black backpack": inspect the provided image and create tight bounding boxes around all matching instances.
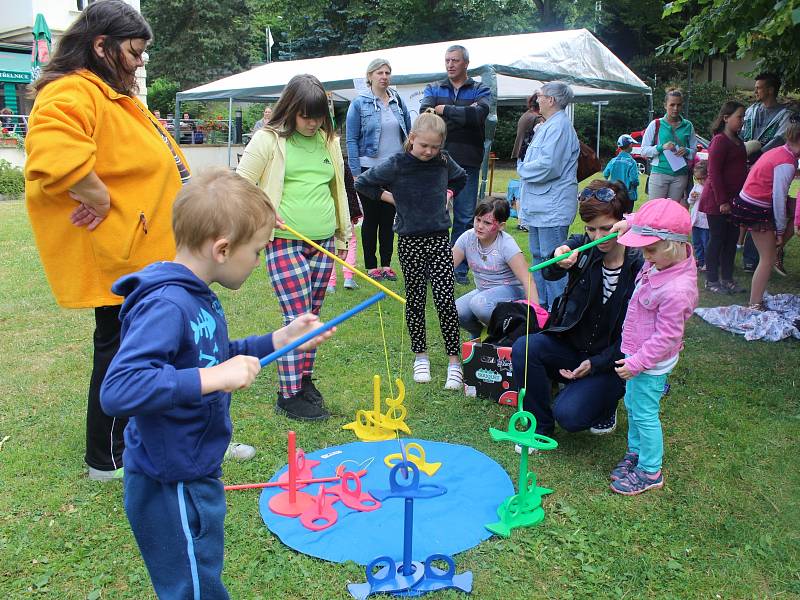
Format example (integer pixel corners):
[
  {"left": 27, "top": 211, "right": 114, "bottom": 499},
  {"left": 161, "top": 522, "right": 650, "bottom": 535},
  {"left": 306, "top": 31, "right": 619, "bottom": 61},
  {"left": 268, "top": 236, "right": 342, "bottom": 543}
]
[{"left": 483, "top": 301, "right": 545, "bottom": 346}]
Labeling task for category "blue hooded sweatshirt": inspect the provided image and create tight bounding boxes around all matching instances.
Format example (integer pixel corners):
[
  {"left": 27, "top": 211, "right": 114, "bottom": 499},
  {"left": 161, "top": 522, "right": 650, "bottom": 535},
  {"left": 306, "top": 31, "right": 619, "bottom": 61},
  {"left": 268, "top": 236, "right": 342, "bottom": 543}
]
[{"left": 100, "top": 262, "right": 274, "bottom": 483}]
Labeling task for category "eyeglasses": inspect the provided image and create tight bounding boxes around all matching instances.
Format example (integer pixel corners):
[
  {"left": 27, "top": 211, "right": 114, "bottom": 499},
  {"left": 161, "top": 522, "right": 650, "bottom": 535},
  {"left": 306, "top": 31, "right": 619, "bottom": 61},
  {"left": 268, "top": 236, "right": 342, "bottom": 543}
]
[{"left": 579, "top": 187, "right": 616, "bottom": 203}]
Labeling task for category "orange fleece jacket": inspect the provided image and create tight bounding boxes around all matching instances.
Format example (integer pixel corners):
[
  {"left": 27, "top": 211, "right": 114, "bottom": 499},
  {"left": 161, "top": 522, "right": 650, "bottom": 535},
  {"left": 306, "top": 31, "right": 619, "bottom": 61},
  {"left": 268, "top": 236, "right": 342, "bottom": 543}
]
[{"left": 25, "top": 70, "right": 188, "bottom": 308}]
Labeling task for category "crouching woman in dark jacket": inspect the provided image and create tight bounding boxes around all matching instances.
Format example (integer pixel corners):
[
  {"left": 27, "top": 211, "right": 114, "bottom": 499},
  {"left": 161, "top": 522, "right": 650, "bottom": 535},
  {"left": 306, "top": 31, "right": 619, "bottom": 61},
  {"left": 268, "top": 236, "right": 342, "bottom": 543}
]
[{"left": 512, "top": 181, "right": 643, "bottom": 438}]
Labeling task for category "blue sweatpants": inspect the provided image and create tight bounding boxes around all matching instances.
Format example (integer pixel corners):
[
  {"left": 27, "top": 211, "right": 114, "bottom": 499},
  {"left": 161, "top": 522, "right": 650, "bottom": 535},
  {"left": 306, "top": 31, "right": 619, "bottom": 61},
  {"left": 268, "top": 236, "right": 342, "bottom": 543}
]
[
  {"left": 623, "top": 371, "right": 670, "bottom": 473},
  {"left": 124, "top": 472, "right": 229, "bottom": 600}
]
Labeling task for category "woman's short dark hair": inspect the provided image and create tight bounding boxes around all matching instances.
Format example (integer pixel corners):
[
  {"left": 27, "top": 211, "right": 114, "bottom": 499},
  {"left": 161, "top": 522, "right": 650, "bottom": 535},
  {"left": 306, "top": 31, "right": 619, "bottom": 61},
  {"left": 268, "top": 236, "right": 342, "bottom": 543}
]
[
  {"left": 710, "top": 101, "right": 745, "bottom": 136},
  {"left": 31, "top": 0, "right": 152, "bottom": 96},
  {"left": 527, "top": 94, "right": 540, "bottom": 112},
  {"left": 578, "top": 179, "right": 631, "bottom": 222},
  {"left": 474, "top": 196, "right": 511, "bottom": 223},
  {"left": 268, "top": 74, "right": 334, "bottom": 143}
]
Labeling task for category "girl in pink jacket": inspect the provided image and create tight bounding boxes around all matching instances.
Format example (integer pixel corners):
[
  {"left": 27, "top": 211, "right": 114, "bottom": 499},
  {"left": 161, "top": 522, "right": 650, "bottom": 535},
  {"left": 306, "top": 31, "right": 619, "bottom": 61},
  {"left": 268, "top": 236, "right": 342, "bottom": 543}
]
[{"left": 609, "top": 198, "right": 699, "bottom": 495}]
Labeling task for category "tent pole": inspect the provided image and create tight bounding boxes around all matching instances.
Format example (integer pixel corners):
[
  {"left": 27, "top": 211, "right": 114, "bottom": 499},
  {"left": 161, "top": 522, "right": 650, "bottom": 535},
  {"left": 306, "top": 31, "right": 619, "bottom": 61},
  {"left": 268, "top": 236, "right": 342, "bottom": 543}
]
[
  {"left": 227, "top": 97, "right": 233, "bottom": 168},
  {"left": 647, "top": 92, "right": 653, "bottom": 123},
  {"left": 173, "top": 97, "right": 181, "bottom": 143},
  {"left": 477, "top": 65, "right": 498, "bottom": 200}
]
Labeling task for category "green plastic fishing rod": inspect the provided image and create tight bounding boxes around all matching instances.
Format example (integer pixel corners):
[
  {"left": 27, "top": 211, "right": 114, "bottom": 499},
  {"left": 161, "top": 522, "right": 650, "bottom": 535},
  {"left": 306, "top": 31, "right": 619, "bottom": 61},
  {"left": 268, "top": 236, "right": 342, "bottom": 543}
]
[{"left": 528, "top": 232, "right": 619, "bottom": 272}]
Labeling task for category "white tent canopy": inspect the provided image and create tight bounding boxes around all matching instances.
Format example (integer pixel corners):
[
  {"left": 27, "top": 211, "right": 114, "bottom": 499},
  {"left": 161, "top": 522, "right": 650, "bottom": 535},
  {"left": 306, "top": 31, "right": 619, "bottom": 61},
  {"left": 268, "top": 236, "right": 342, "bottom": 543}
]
[{"left": 178, "top": 28, "right": 651, "bottom": 104}]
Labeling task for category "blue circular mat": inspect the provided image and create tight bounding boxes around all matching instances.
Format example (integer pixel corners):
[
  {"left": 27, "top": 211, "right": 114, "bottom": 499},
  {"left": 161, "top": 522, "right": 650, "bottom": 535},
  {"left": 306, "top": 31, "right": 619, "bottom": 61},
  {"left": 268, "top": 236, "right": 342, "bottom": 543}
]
[{"left": 259, "top": 439, "right": 513, "bottom": 564}]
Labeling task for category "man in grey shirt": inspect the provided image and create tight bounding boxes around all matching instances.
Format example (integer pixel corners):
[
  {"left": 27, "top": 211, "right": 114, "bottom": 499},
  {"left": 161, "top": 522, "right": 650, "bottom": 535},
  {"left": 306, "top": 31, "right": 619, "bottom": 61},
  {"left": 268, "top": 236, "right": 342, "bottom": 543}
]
[{"left": 740, "top": 73, "right": 791, "bottom": 274}]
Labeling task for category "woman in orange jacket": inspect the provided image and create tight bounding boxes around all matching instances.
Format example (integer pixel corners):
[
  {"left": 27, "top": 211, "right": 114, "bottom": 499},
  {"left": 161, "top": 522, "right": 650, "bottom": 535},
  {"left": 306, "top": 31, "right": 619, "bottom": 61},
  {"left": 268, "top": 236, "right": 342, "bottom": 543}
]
[{"left": 25, "top": 1, "right": 189, "bottom": 481}]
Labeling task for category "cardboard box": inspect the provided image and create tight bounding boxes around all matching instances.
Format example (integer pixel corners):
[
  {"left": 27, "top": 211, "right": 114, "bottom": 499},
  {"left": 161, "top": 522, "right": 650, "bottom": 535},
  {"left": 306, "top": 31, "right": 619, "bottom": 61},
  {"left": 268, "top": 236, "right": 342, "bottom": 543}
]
[{"left": 461, "top": 340, "right": 518, "bottom": 407}]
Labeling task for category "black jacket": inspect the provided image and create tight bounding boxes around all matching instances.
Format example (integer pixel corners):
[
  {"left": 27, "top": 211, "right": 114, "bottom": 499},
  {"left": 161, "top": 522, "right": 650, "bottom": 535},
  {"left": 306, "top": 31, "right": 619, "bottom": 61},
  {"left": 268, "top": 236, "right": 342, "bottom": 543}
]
[
  {"left": 354, "top": 151, "right": 466, "bottom": 236},
  {"left": 543, "top": 234, "right": 644, "bottom": 373}
]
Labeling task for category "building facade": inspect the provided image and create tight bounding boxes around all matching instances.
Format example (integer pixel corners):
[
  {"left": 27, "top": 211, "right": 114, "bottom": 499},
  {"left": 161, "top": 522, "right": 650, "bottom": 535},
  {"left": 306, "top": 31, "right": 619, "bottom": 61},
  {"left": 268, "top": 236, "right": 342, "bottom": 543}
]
[{"left": 0, "top": 0, "right": 146, "bottom": 115}]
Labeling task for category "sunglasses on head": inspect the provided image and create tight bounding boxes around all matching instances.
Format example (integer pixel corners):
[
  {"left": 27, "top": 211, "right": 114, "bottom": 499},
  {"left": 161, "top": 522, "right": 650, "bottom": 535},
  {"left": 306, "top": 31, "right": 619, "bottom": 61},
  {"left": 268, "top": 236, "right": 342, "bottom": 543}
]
[{"left": 579, "top": 187, "right": 616, "bottom": 202}]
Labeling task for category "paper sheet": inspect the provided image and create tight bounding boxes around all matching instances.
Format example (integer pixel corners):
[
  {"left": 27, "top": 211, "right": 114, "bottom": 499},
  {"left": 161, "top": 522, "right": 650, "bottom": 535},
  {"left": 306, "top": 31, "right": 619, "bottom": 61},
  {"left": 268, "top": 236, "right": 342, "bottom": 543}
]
[{"left": 663, "top": 148, "right": 688, "bottom": 171}]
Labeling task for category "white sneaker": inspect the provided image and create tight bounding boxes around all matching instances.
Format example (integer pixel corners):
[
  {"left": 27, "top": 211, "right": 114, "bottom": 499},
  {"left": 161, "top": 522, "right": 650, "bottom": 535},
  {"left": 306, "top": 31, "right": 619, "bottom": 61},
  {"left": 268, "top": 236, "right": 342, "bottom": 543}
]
[
  {"left": 87, "top": 467, "right": 124, "bottom": 481},
  {"left": 514, "top": 444, "right": 537, "bottom": 456},
  {"left": 343, "top": 278, "right": 358, "bottom": 290},
  {"left": 326, "top": 285, "right": 336, "bottom": 294},
  {"left": 413, "top": 358, "right": 431, "bottom": 383},
  {"left": 444, "top": 364, "right": 463, "bottom": 390},
  {"left": 224, "top": 442, "right": 256, "bottom": 461}
]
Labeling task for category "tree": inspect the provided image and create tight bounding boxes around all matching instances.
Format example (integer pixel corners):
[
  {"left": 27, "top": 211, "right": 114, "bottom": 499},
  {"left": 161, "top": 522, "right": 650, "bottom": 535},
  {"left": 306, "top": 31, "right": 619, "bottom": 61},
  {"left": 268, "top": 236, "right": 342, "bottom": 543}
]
[
  {"left": 661, "top": 0, "right": 800, "bottom": 91},
  {"left": 142, "top": 0, "right": 255, "bottom": 89},
  {"left": 146, "top": 77, "right": 180, "bottom": 115}
]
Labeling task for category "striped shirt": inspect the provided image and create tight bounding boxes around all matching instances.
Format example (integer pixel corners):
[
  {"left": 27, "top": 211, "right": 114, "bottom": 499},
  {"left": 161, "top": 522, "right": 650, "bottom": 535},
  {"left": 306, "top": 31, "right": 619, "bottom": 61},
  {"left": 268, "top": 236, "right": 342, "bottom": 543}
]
[{"left": 602, "top": 264, "right": 622, "bottom": 304}]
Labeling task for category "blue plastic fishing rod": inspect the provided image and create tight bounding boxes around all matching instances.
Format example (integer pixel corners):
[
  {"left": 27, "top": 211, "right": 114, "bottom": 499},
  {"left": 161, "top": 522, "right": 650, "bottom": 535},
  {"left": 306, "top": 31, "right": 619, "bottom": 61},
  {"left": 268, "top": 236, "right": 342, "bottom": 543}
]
[{"left": 259, "top": 292, "right": 386, "bottom": 367}]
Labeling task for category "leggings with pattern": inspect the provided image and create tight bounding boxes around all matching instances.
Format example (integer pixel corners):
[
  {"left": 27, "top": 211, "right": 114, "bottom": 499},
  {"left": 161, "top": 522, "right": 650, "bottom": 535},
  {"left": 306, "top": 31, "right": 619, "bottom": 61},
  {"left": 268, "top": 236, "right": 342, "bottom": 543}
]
[
  {"left": 397, "top": 233, "right": 460, "bottom": 356},
  {"left": 265, "top": 236, "right": 334, "bottom": 397}
]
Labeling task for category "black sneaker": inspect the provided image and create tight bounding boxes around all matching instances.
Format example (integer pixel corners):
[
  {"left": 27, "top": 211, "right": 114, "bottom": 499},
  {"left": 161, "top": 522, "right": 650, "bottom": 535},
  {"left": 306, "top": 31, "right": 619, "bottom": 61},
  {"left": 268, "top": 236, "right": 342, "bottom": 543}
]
[
  {"left": 275, "top": 390, "right": 330, "bottom": 421},
  {"left": 742, "top": 263, "right": 756, "bottom": 273},
  {"left": 589, "top": 409, "right": 617, "bottom": 435},
  {"left": 301, "top": 374, "right": 324, "bottom": 406}
]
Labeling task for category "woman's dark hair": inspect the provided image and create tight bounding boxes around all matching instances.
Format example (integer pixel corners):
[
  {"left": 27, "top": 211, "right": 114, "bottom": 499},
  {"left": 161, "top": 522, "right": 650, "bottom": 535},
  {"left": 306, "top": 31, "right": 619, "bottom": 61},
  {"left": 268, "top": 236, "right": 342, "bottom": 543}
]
[
  {"left": 710, "top": 100, "right": 745, "bottom": 135},
  {"left": 474, "top": 196, "right": 511, "bottom": 223},
  {"left": 268, "top": 74, "right": 334, "bottom": 142},
  {"left": 578, "top": 179, "right": 630, "bottom": 222},
  {"left": 31, "top": 0, "right": 152, "bottom": 97},
  {"left": 527, "top": 93, "right": 540, "bottom": 112}
]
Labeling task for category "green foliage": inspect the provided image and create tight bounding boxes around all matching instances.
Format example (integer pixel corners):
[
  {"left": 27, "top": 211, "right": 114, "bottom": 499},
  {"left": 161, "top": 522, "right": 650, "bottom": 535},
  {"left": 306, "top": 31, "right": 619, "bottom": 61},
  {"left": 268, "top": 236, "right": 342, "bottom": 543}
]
[
  {"left": 0, "top": 159, "right": 24, "bottom": 197},
  {"left": 146, "top": 77, "right": 180, "bottom": 115},
  {"left": 661, "top": 0, "right": 800, "bottom": 91},
  {"left": 142, "top": 0, "right": 255, "bottom": 89}
]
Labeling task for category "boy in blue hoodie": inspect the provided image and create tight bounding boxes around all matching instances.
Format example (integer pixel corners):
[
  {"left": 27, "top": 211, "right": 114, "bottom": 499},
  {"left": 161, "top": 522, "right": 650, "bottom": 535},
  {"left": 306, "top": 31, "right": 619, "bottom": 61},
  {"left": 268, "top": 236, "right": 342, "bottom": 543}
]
[
  {"left": 603, "top": 134, "right": 640, "bottom": 202},
  {"left": 101, "top": 168, "right": 334, "bottom": 599}
]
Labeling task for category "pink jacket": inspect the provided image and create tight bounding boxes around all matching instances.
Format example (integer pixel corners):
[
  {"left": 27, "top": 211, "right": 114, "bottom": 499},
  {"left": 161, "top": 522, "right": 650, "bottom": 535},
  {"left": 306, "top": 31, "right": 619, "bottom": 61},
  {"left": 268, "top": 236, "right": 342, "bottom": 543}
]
[{"left": 620, "top": 249, "right": 698, "bottom": 376}]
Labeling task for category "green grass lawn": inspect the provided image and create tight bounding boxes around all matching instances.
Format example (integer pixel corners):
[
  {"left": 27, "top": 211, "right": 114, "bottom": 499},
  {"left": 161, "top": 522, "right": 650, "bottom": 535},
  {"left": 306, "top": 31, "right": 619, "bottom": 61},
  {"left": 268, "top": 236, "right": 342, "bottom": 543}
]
[{"left": 1, "top": 177, "right": 799, "bottom": 598}]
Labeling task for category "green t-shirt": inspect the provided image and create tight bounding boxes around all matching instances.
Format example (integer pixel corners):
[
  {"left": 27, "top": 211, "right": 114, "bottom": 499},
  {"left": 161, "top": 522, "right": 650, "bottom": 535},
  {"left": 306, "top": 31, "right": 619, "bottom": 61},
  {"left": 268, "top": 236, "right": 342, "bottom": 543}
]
[{"left": 274, "top": 131, "right": 336, "bottom": 241}]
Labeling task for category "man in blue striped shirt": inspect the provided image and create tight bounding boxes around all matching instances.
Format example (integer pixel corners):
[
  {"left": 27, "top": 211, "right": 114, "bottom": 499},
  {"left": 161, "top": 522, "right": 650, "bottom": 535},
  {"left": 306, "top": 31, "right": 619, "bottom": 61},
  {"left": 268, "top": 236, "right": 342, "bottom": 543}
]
[{"left": 420, "top": 45, "right": 492, "bottom": 285}]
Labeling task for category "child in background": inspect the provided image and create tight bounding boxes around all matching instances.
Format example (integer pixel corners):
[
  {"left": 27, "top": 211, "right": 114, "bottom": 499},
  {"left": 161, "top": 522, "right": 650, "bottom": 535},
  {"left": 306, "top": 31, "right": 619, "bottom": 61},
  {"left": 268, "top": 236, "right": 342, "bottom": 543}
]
[
  {"left": 356, "top": 110, "right": 467, "bottom": 389},
  {"left": 327, "top": 163, "right": 364, "bottom": 292},
  {"left": 603, "top": 134, "right": 640, "bottom": 202},
  {"left": 610, "top": 198, "right": 698, "bottom": 495},
  {"left": 687, "top": 160, "right": 709, "bottom": 271},
  {"left": 452, "top": 197, "right": 537, "bottom": 339},
  {"left": 100, "top": 169, "right": 335, "bottom": 598}
]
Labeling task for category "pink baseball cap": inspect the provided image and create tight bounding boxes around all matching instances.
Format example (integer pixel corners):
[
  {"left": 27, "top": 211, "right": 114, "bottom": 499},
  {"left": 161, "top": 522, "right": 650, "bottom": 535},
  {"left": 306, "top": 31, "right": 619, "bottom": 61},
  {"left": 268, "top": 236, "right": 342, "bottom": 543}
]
[{"left": 618, "top": 198, "right": 691, "bottom": 247}]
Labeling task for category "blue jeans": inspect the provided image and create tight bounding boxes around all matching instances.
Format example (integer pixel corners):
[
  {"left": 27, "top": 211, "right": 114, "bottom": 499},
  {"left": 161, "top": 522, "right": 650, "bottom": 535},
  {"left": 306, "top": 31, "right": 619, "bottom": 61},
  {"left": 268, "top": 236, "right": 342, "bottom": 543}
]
[
  {"left": 456, "top": 284, "right": 524, "bottom": 339},
  {"left": 451, "top": 166, "right": 480, "bottom": 278},
  {"left": 623, "top": 370, "right": 669, "bottom": 473},
  {"left": 511, "top": 333, "right": 625, "bottom": 435},
  {"left": 124, "top": 473, "right": 229, "bottom": 599},
  {"left": 692, "top": 226, "right": 709, "bottom": 266},
  {"left": 528, "top": 225, "right": 570, "bottom": 309}
]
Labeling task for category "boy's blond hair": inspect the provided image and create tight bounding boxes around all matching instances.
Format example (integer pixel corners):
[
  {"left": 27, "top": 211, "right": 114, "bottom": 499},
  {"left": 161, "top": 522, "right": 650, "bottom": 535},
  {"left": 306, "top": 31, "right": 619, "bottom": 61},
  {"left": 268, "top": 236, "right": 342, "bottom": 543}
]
[{"left": 173, "top": 168, "right": 276, "bottom": 251}]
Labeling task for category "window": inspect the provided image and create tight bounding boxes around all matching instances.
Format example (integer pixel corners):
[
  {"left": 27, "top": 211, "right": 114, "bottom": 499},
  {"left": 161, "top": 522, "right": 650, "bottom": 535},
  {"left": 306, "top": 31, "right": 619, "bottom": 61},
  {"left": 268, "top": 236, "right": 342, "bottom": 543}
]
[{"left": 77, "top": 0, "right": 98, "bottom": 10}]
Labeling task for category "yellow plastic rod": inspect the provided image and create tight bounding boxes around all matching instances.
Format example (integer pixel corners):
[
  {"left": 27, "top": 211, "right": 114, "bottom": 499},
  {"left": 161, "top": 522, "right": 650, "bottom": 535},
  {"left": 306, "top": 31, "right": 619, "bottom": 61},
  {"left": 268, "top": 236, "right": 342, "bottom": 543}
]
[{"left": 280, "top": 223, "right": 406, "bottom": 305}]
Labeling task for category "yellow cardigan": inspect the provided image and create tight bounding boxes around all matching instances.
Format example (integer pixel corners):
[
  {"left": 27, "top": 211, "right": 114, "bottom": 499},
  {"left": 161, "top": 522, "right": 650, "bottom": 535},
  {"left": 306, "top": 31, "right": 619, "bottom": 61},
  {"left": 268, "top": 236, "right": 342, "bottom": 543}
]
[
  {"left": 25, "top": 70, "right": 188, "bottom": 308},
  {"left": 236, "top": 127, "right": 352, "bottom": 250}
]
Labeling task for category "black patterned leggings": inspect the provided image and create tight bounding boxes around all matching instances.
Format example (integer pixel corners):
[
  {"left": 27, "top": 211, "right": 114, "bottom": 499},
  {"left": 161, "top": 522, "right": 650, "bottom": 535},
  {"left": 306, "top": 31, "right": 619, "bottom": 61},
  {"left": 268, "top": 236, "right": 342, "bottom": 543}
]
[{"left": 397, "top": 233, "right": 461, "bottom": 356}]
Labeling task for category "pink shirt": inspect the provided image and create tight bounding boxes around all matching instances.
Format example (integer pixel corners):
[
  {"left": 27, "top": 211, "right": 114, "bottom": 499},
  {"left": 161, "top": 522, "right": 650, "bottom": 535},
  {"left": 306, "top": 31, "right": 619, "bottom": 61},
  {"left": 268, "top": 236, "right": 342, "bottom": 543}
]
[
  {"left": 739, "top": 144, "right": 798, "bottom": 233},
  {"left": 620, "top": 249, "right": 698, "bottom": 377}
]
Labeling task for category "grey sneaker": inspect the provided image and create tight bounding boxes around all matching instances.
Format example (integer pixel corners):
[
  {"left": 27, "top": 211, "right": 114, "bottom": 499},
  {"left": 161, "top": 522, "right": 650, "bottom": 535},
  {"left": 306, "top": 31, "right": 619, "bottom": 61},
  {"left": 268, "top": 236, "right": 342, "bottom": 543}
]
[
  {"left": 224, "top": 442, "right": 256, "bottom": 461},
  {"left": 720, "top": 279, "right": 746, "bottom": 293},
  {"left": 343, "top": 278, "right": 358, "bottom": 290},
  {"left": 88, "top": 467, "right": 124, "bottom": 482},
  {"left": 609, "top": 452, "right": 638, "bottom": 481},
  {"left": 704, "top": 280, "right": 730, "bottom": 294}
]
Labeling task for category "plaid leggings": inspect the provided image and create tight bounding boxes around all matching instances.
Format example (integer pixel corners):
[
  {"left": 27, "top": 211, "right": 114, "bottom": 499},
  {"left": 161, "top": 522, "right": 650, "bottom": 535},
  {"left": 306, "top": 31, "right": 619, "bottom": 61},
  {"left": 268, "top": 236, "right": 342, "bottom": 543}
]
[{"left": 265, "top": 236, "right": 334, "bottom": 397}]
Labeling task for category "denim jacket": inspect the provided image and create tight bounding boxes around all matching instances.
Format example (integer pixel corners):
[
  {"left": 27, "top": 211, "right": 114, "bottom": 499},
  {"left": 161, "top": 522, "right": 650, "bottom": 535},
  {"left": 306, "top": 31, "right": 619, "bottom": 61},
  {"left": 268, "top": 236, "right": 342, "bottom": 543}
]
[
  {"left": 345, "top": 89, "right": 411, "bottom": 172},
  {"left": 620, "top": 248, "right": 698, "bottom": 376}
]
